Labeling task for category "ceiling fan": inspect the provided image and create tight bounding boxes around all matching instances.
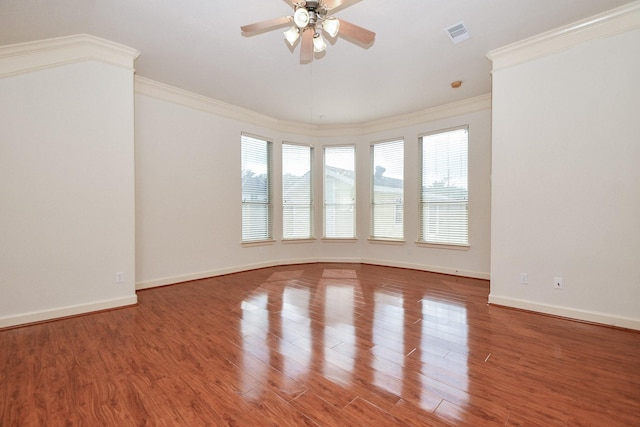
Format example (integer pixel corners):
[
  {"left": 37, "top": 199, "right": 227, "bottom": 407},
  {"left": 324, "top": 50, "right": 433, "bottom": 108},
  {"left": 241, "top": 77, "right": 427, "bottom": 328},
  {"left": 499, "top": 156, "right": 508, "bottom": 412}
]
[{"left": 240, "top": 0, "right": 375, "bottom": 63}]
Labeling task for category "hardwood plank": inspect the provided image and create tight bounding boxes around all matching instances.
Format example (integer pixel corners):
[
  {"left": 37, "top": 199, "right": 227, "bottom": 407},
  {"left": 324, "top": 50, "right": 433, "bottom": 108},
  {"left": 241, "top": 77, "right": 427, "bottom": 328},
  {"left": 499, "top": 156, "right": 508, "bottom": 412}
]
[
  {"left": 389, "top": 399, "right": 450, "bottom": 427},
  {"left": 2, "top": 263, "right": 640, "bottom": 425},
  {"left": 435, "top": 398, "right": 509, "bottom": 426},
  {"left": 341, "top": 396, "right": 405, "bottom": 426},
  {"left": 291, "top": 390, "right": 357, "bottom": 426}
]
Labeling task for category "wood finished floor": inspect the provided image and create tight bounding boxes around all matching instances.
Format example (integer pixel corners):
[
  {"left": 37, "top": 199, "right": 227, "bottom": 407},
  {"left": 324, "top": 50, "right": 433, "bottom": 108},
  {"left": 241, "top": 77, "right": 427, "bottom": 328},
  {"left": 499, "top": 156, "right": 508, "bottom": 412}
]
[{"left": 2, "top": 263, "right": 640, "bottom": 426}]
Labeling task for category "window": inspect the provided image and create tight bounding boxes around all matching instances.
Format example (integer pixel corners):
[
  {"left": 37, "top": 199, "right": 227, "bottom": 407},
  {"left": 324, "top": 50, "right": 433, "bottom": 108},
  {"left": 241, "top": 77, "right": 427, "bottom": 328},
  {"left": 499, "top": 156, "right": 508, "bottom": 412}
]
[
  {"left": 324, "top": 146, "right": 355, "bottom": 238},
  {"left": 282, "top": 143, "right": 313, "bottom": 239},
  {"left": 371, "top": 139, "right": 404, "bottom": 240},
  {"left": 419, "top": 127, "right": 468, "bottom": 246},
  {"left": 241, "top": 134, "right": 272, "bottom": 242}
]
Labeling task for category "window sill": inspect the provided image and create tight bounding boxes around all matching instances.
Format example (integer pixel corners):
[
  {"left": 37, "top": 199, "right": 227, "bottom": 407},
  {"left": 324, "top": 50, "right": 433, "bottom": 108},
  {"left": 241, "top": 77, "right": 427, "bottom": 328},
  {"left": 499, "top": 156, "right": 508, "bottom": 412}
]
[
  {"left": 242, "top": 239, "right": 276, "bottom": 248},
  {"left": 368, "top": 238, "right": 405, "bottom": 246},
  {"left": 282, "top": 238, "right": 317, "bottom": 244},
  {"left": 415, "top": 242, "right": 470, "bottom": 251},
  {"left": 321, "top": 238, "right": 358, "bottom": 243}
]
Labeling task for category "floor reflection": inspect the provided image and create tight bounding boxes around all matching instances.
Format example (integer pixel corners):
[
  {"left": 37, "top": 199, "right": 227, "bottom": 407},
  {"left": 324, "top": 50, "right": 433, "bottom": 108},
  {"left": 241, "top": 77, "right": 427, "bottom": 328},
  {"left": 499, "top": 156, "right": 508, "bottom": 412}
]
[
  {"left": 373, "top": 289, "right": 404, "bottom": 396},
  {"left": 239, "top": 266, "right": 470, "bottom": 420},
  {"left": 280, "top": 286, "right": 311, "bottom": 379},
  {"left": 323, "top": 278, "right": 357, "bottom": 383},
  {"left": 240, "top": 291, "right": 269, "bottom": 394},
  {"left": 420, "top": 296, "right": 469, "bottom": 417}
]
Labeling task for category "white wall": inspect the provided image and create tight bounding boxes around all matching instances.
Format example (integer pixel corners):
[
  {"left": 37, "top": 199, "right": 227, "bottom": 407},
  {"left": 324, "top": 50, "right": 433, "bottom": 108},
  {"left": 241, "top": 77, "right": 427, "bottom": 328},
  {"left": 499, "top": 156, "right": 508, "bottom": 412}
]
[
  {"left": 489, "top": 7, "right": 640, "bottom": 329},
  {"left": 134, "top": 82, "right": 492, "bottom": 289},
  {"left": 0, "top": 36, "right": 139, "bottom": 327}
]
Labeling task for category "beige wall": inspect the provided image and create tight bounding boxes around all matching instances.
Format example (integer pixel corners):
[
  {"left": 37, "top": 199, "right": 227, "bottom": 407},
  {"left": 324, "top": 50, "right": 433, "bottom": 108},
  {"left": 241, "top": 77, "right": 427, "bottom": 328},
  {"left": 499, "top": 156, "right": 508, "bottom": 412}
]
[
  {"left": 0, "top": 37, "right": 139, "bottom": 327},
  {"left": 489, "top": 9, "right": 640, "bottom": 328},
  {"left": 133, "top": 91, "right": 492, "bottom": 289}
]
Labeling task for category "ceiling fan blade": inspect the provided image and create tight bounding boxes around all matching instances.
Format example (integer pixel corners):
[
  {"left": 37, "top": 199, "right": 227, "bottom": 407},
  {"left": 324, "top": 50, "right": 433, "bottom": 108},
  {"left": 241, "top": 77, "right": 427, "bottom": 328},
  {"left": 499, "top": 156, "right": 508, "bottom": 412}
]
[
  {"left": 241, "top": 16, "right": 292, "bottom": 34},
  {"left": 322, "top": 0, "right": 361, "bottom": 12},
  {"left": 338, "top": 19, "right": 375, "bottom": 45},
  {"left": 300, "top": 29, "right": 313, "bottom": 63}
]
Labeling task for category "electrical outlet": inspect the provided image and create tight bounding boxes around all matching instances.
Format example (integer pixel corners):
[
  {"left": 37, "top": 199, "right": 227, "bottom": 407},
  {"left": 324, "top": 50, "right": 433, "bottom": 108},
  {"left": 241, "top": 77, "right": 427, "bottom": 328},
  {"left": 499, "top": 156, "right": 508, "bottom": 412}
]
[
  {"left": 116, "top": 272, "right": 124, "bottom": 284},
  {"left": 554, "top": 276, "right": 563, "bottom": 289},
  {"left": 520, "top": 273, "right": 528, "bottom": 284}
]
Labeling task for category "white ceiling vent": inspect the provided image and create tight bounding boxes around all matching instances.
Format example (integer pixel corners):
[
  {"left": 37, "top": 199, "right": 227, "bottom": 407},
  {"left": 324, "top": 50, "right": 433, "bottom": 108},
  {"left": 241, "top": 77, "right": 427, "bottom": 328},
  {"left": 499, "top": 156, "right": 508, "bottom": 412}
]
[{"left": 445, "top": 21, "right": 470, "bottom": 44}]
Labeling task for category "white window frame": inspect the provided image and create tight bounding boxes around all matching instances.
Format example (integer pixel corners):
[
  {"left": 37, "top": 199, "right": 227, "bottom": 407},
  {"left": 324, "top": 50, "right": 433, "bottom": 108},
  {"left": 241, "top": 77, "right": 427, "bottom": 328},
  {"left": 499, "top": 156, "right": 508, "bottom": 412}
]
[
  {"left": 323, "top": 145, "right": 356, "bottom": 240},
  {"left": 370, "top": 138, "right": 404, "bottom": 241},
  {"left": 418, "top": 126, "right": 469, "bottom": 248},
  {"left": 241, "top": 133, "right": 273, "bottom": 244},
  {"left": 282, "top": 142, "right": 314, "bottom": 240}
]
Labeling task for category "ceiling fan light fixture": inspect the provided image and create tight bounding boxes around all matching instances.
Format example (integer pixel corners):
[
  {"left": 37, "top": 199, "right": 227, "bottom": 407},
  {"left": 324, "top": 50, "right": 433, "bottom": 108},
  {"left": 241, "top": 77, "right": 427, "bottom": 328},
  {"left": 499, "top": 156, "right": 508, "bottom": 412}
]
[
  {"left": 293, "top": 7, "right": 310, "bottom": 28},
  {"left": 284, "top": 26, "right": 300, "bottom": 45},
  {"left": 313, "top": 33, "right": 327, "bottom": 52},
  {"left": 323, "top": 17, "right": 340, "bottom": 37},
  {"left": 240, "top": 0, "right": 375, "bottom": 64}
]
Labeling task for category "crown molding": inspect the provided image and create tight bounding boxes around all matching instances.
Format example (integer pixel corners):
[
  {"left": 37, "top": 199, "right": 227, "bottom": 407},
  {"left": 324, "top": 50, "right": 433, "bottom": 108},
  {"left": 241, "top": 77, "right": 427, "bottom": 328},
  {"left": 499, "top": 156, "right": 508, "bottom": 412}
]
[
  {"left": 487, "top": 1, "right": 640, "bottom": 72},
  {"left": 1, "top": 32, "right": 489, "bottom": 134},
  {"left": 135, "top": 76, "right": 315, "bottom": 134},
  {"left": 359, "top": 94, "right": 491, "bottom": 135},
  {"left": 303, "top": 93, "right": 491, "bottom": 137},
  {"left": 0, "top": 34, "right": 140, "bottom": 79},
  {"left": 136, "top": 75, "right": 491, "bottom": 137}
]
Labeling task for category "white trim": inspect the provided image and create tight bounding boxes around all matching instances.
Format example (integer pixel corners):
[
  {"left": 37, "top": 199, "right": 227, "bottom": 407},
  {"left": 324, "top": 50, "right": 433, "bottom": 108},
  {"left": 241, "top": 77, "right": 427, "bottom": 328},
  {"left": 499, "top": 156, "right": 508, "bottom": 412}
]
[
  {"left": 135, "top": 75, "right": 491, "bottom": 136},
  {"left": 363, "top": 95, "right": 491, "bottom": 135},
  {"left": 362, "top": 258, "right": 490, "bottom": 280},
  {"left": 135, "top": 76, "right": 300, "bottom": 132},
  {"left": 367, "top": 239, "right": 405, "bottom": 246},
  {"left": 136, "top": 259, "right": 320, "bottom": 290},
  {"left": 415, "top": 242, "right": 470, "bottom": 251},
  {"left": 317, "top": 257, "right": 362, "bottom": 264},
  {"left": 487, "top": 2, "right": 640, "bottom": 72},
  {"left": 1, "top": 33, "right": 489, "bottom": 132},
  {"left": 136, "top": 258, "right": 488, "bottom": 290},
  {"left": 488, "top": 294, "right": 640, "bottom": 331},
  {"left": 241, "top": 240, "right": 276, "bottom": 247},
  {"left": 282, "top": 238, "right": 318, "bottom": 244},
  {"left": 0, "top": 34, "right": 139, "bottom": 78},
  {"left": 320, "top": 238, "right": 359, "bottom": 243},
  {"left": 0, "top": 295, "right": 138, "bottom": 329}
]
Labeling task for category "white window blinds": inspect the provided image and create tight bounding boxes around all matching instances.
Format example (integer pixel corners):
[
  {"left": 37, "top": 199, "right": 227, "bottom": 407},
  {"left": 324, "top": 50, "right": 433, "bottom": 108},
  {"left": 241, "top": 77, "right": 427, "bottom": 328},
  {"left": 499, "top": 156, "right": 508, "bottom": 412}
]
[
  {"left": 241, "top": 134, "right": 272, "bottom": 242},
  {"left": 282, "top": 143, "right": 313, "bottom": 239},
  {"left": 419, "top": 127, "right": 469, "bottom": 246},
  {"left": 324, "top": 146, "right": 356, "bottom": 238},
  {"left": 371, "top": 139, "right": 404, "bottom": 240}
]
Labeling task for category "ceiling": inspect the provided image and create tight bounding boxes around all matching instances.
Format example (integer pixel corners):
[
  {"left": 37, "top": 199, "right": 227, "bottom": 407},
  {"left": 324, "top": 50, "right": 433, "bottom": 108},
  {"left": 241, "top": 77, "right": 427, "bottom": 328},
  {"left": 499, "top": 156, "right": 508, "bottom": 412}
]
[{"left": 0, "top": 0, "right": 633, "bottom": 125}]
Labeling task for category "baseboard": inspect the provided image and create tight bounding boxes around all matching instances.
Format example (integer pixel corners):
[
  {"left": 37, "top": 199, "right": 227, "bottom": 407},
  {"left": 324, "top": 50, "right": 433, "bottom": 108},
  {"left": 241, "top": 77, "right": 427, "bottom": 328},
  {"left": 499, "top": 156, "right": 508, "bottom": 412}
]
[
  {"left": 0, "top": 295, "right": 138, "bottom": 329},
  {"left": 136, "top": 258, "right": 322, "bottom": 290},
  {"left": 362, "top": 258, "right": 490, "bottom": 280},
  {"left": 136, "top": 263, "right": 275, "bottom": 290},
  {"left": 317, "top": 257, "right": 363, "bottom": 264},
  {"left": 488, "top": 294, "right": 640, "bottom": 331},
  {"left": 136, "top": 258, "right": 487, "bottom": 290}
]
